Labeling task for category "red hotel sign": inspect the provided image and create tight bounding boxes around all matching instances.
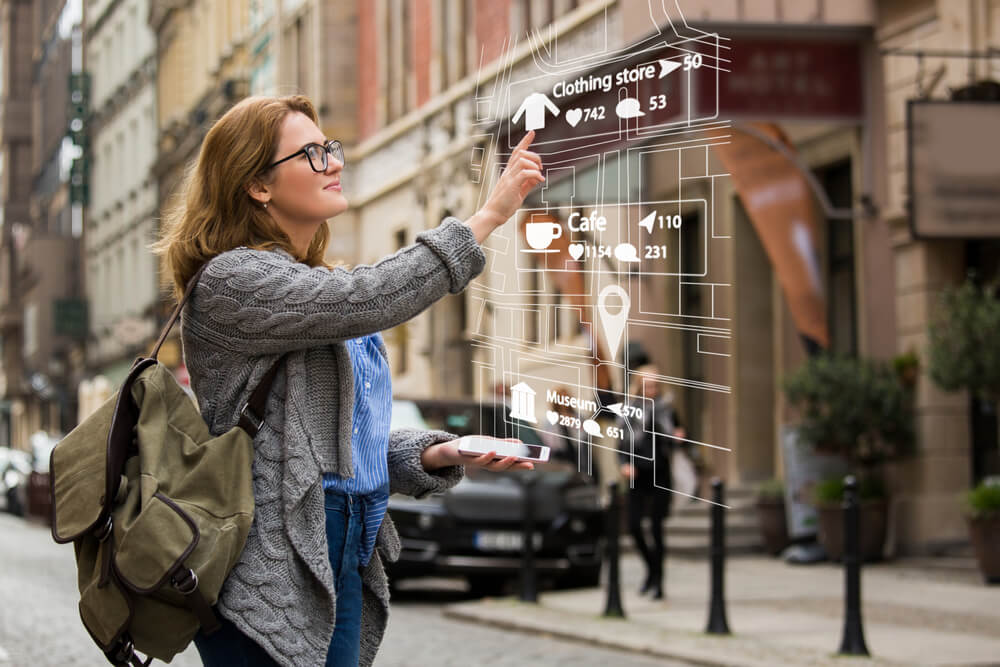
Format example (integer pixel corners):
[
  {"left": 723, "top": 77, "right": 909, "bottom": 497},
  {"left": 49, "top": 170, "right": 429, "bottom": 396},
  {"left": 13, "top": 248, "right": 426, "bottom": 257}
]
[{"left": 704, "top": 36, "right": 863, "bottom": 120}]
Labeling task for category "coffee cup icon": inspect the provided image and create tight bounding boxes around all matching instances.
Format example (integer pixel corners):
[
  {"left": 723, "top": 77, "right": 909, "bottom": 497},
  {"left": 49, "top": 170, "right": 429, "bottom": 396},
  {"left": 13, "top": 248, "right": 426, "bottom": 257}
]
[{"left": 525, "top": 221, "right": 563, "bottom": 250}]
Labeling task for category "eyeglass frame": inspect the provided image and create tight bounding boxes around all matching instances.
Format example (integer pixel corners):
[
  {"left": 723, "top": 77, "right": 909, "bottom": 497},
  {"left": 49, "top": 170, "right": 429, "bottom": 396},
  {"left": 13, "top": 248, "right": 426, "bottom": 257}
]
[{"left": 264, "top": 139, "right": 345, "bottom": 173}]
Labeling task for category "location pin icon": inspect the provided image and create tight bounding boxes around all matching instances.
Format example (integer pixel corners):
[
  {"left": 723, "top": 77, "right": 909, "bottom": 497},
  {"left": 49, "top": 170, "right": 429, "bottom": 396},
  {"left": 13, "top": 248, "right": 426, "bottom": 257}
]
[{"left": 596, "top": 285, "right": 630, "bottom": 360}]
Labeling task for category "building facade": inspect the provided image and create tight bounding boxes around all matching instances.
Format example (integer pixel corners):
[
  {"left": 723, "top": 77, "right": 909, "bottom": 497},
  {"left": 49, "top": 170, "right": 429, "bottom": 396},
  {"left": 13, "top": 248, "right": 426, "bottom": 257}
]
[
  {"left": 0, "top": 0, "right": 86, "bottom": 447},
  {"left": 84, "top": 0, "right": 158, "bottom": 389},
  {"left": 0, "top": 0, "right": 37, "bottom": 448}
]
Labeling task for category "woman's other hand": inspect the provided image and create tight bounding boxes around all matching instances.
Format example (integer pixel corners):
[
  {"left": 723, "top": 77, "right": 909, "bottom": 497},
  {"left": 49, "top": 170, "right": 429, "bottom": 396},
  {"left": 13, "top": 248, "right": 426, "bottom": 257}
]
[
  {"left": 420, "top": 438, "right": 535, "bottom": 472},
  {"left": 465, "top": 131, "right": 545, "bottom": 243}
]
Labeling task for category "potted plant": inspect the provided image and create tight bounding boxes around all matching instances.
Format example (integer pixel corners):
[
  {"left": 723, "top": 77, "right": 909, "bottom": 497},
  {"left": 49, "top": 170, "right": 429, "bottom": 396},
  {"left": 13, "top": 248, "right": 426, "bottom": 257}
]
[
  {"left": 811, "top": 475, "right": 888, "bottom": 561},
  {"left": 927, "top": 278, "right": 1000, "bottom": 407},
  {"left": 964, "top": 478, "right": 1000, "bottom": 584},
  {"left": 755, "top": 479, "right": 789, "bottom": 556},
  {"left": 783, "top": 354, "right": 914, "bottom": 562},
  {"left": 927, "top": 278, "right": 1000, "bottom": 582}
]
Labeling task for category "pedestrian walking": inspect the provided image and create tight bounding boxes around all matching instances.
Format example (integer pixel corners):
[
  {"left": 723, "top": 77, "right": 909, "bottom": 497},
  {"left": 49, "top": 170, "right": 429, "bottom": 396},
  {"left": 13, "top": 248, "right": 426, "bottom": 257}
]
[
  {"left": 617, "top": 366, "right": 688, "bottom": 600},
  {"left": 151, "top": 94, "right": 545, "bottom": 667}
]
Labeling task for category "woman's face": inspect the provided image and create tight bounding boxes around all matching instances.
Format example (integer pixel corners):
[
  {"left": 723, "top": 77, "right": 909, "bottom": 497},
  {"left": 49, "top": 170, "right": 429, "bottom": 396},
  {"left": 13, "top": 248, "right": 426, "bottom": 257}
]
[{"left": 263, "top": 111, "right": 347, "bottom": 225}]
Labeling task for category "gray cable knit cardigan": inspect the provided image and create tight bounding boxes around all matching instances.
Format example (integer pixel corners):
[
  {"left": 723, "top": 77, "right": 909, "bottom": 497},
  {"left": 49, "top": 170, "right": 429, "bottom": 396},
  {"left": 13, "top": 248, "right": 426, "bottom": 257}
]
[{"left": 180, "top": 217, "right": 486, "bottom": 667}]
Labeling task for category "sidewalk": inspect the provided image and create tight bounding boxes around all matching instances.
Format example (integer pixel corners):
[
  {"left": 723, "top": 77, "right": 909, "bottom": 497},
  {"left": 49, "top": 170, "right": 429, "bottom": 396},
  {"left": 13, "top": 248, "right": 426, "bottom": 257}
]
[{"left": 442, "top": 553, "right": 1000, "bottom": 666}]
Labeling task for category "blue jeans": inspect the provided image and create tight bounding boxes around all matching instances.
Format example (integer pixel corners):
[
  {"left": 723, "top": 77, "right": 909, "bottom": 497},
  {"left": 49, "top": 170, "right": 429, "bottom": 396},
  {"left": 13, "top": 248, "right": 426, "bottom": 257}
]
[
  {"left": 192, "top": 489, "right": 365, "bottom": 667},
  {"left": 323, "top": 489, "right": 365, "bottom": 667}
]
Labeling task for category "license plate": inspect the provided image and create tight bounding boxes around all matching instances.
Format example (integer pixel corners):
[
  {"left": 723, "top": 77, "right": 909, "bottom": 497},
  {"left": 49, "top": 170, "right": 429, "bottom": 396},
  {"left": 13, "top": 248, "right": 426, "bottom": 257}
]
[{"left": 474, "top": 531, "right": 541, "bottom": 552}]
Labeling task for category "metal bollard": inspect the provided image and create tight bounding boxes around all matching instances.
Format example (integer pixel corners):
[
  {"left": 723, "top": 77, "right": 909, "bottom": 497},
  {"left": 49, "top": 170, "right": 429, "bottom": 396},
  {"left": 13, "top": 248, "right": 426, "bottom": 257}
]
[
  {"left": 603, "top": 481, "right": 626, "bottom": 618},
  {"left": 705, "top": 478, "right": 731, "bottom": 634},
  {"left": 838, "top": 475, "right": 870, "bottom": 655},
  {"left": 520, "top": 474, "right": 538, "bottom": 603}
]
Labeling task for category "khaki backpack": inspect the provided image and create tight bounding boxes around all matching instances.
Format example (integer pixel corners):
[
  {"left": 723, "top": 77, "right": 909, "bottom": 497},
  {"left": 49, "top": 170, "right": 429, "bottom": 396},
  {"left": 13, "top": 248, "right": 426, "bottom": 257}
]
[{"left": 49, "top": 264, "right": 283, "bottom": 666}]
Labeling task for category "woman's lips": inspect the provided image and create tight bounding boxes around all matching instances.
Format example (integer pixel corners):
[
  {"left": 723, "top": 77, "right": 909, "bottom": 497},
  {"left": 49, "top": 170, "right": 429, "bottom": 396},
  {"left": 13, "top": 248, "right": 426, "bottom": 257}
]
[{"left": 324, "top": 182, "right": 341, "bottom": 191}]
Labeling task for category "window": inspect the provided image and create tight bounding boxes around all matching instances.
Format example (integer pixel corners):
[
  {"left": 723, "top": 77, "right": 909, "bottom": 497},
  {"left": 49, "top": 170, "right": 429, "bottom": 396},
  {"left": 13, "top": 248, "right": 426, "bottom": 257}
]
[
  {"left": 250, "top": 52, "right": 275, "bottom": 96},
  {"left": 819, "top": 161, "right": 857, "bottom": 356},
  {"left": 389, "top": 228, "right": 409, "bottom": 372},
  {"left": 295, "top": 13, "right": 311, "bottom": 94},
  {"left": 128, "top": 4, "right": 137, "bottom": 61},
  {"left": 385, "top": 0, "right": 410, "bottom": 122},
  {"left": 249, "top": 0, "right": 275, "bottom": 32},
  {"left": 23, "top": 302, "right": 37, "bottom": 357},
  {"left": 440, "top": 0, "right": 469, "bottom": 88},
  {"left": 129, "top": 118, "right": 138, "bottom": 190}
]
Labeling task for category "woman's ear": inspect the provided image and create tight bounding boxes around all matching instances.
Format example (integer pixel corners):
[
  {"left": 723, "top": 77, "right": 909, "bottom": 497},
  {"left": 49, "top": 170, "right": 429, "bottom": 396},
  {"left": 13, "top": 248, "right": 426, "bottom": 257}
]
[{"left": 246, "top": 178, "right": 271, "bottom": 206}]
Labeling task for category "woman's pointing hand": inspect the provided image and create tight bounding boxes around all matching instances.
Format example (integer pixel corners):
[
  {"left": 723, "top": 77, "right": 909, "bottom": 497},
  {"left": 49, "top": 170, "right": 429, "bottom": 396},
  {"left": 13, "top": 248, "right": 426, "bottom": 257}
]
[{"left": 465, "top": 131, "right": 545, "bottom": 243}]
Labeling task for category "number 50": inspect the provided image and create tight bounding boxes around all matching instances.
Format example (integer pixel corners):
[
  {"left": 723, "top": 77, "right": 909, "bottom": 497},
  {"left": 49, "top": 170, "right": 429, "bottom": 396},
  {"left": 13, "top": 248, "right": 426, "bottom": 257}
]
[{"left": 683, "top": 54, "right": 703, "bottom": 71}]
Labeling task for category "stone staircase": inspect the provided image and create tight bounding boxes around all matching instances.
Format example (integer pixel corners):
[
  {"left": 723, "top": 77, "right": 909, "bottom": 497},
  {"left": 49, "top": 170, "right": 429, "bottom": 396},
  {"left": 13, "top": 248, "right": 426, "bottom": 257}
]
[{"left": 620, "top": 485, "right": 763, "bottom": 557}]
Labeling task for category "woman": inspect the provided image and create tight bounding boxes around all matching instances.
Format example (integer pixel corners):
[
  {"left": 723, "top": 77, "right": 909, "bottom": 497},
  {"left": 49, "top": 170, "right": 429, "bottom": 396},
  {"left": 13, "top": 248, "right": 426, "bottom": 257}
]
[
  {"left": 616, "top": 366, "right": 686, "bottom": 600},
  {"left": 153, "top": 95, "right": 545, "bottom": 667}
]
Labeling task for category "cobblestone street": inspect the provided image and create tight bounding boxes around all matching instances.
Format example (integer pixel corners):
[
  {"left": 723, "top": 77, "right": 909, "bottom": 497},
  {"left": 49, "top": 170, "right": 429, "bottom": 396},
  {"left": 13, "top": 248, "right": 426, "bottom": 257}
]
[
  {"left": 0, "top": 513, "right": 685, "bottom": 666},
  {"left": 0, "top": 513, "right": 202, "bottom": 666}
]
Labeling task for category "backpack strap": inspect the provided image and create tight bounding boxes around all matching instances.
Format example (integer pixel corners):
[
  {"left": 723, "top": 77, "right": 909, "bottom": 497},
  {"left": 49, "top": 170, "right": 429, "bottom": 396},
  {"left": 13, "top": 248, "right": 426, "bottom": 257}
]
[
  {"left": 148, "top": 261, "right": 283, "bottom": 438},
  {"left": 149, "top": 263, "right": 208, "bottom": 362}
]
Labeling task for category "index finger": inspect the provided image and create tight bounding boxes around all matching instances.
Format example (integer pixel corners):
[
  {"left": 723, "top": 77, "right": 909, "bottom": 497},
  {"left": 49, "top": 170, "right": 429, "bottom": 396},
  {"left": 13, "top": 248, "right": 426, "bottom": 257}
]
[{"left": 515, "top": 130, "right": 536, "bottom": 152}]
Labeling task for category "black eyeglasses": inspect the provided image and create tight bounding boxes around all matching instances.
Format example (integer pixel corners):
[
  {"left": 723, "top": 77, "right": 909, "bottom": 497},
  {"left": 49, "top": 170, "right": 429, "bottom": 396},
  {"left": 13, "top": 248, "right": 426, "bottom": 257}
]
[{"left": 266, "top": 139, "right": 345, "bottom": 173}]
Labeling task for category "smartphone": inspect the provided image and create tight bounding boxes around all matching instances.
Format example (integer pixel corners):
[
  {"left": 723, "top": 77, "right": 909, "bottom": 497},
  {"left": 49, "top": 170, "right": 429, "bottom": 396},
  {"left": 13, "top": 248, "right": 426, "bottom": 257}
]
[{"left": 456, "top": 436, "right": 550, "bottom": 463}]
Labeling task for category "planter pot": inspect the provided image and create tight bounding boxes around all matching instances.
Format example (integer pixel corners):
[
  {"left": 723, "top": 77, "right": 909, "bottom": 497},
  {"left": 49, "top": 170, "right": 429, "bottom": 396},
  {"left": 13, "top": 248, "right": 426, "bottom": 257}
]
[
  {"left": 967, "top": 515, "right": 1000, "bottom": 584},
  {"left": 756, "top": 498, "right": 790, "bottom": 556},
  {"left": 816, "top": 499, "right": 888, "bottom": 562}
]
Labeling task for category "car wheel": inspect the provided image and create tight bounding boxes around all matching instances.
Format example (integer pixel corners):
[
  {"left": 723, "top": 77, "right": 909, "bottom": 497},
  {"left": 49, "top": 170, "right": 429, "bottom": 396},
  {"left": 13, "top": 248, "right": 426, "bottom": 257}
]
[
  {"left": 6, "top": 485, "right": 24, "bottom": 517},
  {"left": 467, "top": 574, "right": 508, "bottom": 597}
]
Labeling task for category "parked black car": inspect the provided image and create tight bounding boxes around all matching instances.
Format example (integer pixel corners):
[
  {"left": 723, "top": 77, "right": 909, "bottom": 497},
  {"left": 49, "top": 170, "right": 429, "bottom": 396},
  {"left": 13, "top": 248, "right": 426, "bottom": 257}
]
[{"left": 387, "top": 398, "right": 604, "bottom": 595}]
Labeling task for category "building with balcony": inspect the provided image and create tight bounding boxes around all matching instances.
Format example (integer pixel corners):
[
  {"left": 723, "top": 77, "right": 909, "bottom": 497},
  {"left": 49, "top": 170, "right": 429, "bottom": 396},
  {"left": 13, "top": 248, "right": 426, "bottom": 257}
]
[{"left": 83, "top": 0, "right": 159, "bottom": 386}]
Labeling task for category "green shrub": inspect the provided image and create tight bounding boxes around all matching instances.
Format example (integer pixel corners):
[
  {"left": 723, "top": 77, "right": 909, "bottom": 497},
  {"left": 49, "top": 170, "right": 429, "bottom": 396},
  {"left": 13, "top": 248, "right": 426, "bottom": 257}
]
[
  {"left": 928, "top": 278, "right": 1000, "bottom": 405},
  {"left": 892, "top": 349, "right": 920, "bottom": 387},
  {"left": 756, "top": 479, "right": 784, "bottom": 500},
  {"left": 783, "top": 355, "right": 914, "bottom": 467},
  {"left": 964, "top": 478, "right": 1000, "bottom": 519},
  {"left": 813, "top": 475, "right": 887, "bottom": 505}
]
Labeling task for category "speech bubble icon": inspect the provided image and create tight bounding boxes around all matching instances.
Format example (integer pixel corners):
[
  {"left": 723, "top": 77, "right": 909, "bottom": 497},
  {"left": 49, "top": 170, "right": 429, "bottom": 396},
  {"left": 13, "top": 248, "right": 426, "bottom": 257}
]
[
  {"left": 615, "top": 97, "right": 645, "bottom": 119},
  {"left": 583, "top": 419, "right": 603, "bottom": 437},
  {"left": 614, "top": 243, "right": 640, "bottom": 262}
]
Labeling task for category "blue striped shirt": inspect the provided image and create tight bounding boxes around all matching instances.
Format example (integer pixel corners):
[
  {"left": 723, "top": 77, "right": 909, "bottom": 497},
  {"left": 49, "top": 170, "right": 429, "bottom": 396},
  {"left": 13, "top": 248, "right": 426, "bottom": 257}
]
[{"left": 322, "top": 333, "right": 391, "bottom": 567}]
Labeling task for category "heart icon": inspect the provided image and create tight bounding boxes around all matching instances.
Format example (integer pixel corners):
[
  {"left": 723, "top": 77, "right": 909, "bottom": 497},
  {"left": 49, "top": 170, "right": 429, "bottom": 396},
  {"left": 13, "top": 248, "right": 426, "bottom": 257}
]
[
  {"left": 568, "top": 244, "right": 585, "bottom": 260},
  {"left": 566, "top": 108, "right": 583, "bottom": 127},
  {"left": 546, "top": 411, "right": 559, "bottom": 425}
]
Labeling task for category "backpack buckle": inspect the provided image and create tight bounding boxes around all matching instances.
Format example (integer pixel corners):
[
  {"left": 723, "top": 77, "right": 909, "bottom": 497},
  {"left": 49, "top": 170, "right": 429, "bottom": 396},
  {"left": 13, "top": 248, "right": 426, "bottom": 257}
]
[
  {"left": 238, "top": 402, "right": 265, "bottom": 435},
  {"left": 171, "top": 567, "right": 199, "bottom": 595},
  {"left": 93, "top": 515, "right": 113, "bottom": 542},
  {"left": 109, "top": 635, "right": 135, "bottom": 663}
]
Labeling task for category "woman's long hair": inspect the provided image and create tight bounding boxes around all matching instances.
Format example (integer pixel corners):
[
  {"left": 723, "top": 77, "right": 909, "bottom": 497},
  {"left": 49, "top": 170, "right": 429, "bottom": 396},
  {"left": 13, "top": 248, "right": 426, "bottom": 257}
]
[{"left": 151, "top": 94, "right": 333, "bottom": 301}]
